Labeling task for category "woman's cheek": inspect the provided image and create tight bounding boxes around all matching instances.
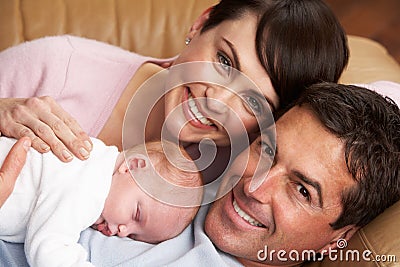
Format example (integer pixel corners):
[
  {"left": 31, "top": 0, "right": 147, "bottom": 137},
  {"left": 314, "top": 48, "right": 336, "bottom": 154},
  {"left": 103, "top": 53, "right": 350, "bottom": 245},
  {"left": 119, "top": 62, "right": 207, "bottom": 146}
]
[{"left": 225, "top": 115, "right": 256, "bottom": 138}]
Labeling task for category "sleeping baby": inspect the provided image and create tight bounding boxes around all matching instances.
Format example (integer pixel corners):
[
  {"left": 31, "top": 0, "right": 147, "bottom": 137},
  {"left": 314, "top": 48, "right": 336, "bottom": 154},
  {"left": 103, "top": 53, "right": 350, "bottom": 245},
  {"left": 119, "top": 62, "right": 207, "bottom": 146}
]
[{"left": 0, "top": 137, "right": 202, "bottom": 267}]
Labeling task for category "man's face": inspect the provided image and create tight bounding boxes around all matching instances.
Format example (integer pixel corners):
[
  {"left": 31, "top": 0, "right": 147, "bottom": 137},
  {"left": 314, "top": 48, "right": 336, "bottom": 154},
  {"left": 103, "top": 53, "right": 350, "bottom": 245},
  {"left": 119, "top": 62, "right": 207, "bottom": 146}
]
[{"left": 205, "top": 106, "right": 357, "bottom": 266}]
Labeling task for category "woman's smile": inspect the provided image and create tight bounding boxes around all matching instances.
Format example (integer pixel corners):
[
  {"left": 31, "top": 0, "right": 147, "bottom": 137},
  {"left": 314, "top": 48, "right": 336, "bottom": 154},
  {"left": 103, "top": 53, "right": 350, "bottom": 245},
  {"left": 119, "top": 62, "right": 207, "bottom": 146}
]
[{"left": 182, "top": 87, "right": 217, "bottom": 130}]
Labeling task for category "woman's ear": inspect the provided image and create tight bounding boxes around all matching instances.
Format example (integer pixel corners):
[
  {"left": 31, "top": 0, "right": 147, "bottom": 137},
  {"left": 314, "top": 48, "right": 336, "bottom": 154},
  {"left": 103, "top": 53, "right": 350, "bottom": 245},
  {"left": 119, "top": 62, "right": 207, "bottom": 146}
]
[
  {"left": 318, "top": 225, "right": 360, "bottom": 255},
  {"left": 187, "top": 6, "right": 214, "bottom": 39},
  {"left": 118, "top": 154, "right": 149, "bottom": 174}
]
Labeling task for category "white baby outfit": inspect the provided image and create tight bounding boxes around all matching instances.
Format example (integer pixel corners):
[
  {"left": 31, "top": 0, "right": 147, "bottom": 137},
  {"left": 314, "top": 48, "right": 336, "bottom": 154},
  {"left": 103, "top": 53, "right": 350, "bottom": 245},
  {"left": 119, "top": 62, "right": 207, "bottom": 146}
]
[{"left": 0, "top": 137, "right": 119, "bottom": 267}]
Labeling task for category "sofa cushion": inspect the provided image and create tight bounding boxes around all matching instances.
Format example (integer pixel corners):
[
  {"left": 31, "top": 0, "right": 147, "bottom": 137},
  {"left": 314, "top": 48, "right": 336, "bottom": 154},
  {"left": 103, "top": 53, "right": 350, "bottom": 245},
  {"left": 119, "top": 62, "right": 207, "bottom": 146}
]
[
  {"left": 0, "top": 0, "right": 217, "bottom": 57},
  {"left": 341, "top": 36, "right": 400, "bottom": 84},
  {"left": 307, "top": 201, "right": 400, "bottom": 267}
]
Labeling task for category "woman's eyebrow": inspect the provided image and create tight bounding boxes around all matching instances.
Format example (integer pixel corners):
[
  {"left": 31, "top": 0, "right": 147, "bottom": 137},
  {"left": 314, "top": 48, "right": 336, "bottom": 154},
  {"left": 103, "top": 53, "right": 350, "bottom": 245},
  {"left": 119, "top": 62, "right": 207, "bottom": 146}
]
[{"left": 222, "top": 37, "right": 241, "bottom": 71}]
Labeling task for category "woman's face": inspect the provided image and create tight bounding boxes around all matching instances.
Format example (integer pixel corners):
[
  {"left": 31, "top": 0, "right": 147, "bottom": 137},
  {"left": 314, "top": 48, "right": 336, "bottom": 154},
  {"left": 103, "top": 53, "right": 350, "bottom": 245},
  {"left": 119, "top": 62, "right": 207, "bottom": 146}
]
[{"left": 164, "top": 13, "right": 278, "bottom": 146}]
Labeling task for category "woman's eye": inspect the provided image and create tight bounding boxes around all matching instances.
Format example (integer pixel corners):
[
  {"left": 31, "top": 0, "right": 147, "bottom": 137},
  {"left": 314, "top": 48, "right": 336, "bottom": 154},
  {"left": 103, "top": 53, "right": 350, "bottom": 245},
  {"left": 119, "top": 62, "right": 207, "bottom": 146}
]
[
  {"left": 217, "top": 52, "right": 232, "bottom": 73},
  {"left": 244, "top": 95, "right": 262, "bottom": 115},
  {"left": 296, "top": 184, "right": 310, "bottom": 202},
  {"left": 260, "top": 141, "right": 275, "bottom": 158}
]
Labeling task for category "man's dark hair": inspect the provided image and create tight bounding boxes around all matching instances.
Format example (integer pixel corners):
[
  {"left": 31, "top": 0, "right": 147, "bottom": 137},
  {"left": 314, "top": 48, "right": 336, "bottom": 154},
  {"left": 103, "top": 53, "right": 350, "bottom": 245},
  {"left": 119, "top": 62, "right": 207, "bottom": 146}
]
[
  {"left": 202, "top": 0, "right": 349, "bottom": 108},
  {"left": 296, "top": 82, "right": 400, "bottom": 229}
]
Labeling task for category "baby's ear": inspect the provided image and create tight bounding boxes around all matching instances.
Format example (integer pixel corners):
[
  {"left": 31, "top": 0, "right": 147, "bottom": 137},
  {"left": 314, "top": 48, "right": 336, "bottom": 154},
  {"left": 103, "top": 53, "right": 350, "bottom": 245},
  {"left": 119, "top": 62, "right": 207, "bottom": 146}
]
[{"left": 119, "top": 154, "right": 149, "bottom": 173}]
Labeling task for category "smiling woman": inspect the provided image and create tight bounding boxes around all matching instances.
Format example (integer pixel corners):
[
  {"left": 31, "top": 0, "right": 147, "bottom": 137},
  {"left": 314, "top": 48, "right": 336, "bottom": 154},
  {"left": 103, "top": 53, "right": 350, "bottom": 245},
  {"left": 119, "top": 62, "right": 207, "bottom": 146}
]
[{"left": 0, "top": 0, "right": 348, "bottom": 185}]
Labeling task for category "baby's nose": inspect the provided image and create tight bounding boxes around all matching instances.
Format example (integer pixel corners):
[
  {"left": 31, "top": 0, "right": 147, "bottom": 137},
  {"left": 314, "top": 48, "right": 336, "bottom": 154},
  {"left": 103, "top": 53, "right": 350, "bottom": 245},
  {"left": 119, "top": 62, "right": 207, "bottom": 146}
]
[{"left": 117, "top": 225, "right": 129, "bottom": 237}]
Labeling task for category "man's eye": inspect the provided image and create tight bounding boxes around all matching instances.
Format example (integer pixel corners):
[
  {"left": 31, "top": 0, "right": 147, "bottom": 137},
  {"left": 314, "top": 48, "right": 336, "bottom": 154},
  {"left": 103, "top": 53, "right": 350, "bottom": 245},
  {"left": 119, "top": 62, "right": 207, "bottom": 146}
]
[
  {"left": 217, "top": 52, "right": 232, "bottom": 73},
  {"left": 296, "top": 184, "right": 310, "bottom": 202}
]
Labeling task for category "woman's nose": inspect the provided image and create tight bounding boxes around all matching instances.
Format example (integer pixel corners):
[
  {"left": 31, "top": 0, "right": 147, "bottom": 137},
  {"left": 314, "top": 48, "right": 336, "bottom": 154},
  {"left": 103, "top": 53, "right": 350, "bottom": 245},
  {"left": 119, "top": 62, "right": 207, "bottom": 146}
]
[
  {"left": 244, "top": 166, "right": 282, "bottom": 203},
  {"left": 205, "top": 86, "right": 235, "bottom": 113}
]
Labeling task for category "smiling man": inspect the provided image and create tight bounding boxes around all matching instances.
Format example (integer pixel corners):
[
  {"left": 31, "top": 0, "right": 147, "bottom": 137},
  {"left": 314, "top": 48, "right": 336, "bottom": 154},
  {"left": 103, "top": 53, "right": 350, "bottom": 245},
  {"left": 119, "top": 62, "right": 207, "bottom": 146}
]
[{"left": 205, "top": 82, "right": 400, "bottom": 266}]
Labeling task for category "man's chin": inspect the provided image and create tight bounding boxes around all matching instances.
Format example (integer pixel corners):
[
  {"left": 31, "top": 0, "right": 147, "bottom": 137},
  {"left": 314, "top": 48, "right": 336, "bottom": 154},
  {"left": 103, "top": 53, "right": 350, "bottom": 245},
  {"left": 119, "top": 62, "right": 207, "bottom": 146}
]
[{"left": 204, "top": 202, "right": 244, "bottom": 258}]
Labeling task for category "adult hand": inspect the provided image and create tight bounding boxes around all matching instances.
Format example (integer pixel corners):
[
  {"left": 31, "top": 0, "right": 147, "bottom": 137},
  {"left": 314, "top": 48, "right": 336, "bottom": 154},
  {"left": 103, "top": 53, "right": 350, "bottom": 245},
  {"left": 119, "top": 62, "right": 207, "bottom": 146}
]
[
  {"left": 0, "top": 97, "right": 93, "bottom": 162},
  {"left": 0, "top": 137, "right": 30, "bottom": 207}
]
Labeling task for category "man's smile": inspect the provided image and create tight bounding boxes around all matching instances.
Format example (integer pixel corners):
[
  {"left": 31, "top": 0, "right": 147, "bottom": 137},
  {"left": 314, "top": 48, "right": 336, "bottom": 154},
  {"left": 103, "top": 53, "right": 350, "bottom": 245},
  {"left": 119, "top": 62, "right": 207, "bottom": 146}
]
[{"left": 233, "top": 199, "right": 265, "bottom": 227}]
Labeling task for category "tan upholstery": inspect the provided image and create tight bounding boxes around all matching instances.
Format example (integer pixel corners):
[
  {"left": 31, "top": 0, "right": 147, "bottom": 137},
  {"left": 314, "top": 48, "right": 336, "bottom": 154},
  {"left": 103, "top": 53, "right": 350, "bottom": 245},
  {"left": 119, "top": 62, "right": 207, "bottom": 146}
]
[
  {"left": 0, "top": 0, "right": 218, "bottom": 58},
  {"left": 1, "top": 1, "right": 399, "bottom": 266},
  {"left": 308, "top": 200, "right": 400, "bottom": 267},
  {"left": 341, "top": 36, "right": 400, "bottom": 84}
]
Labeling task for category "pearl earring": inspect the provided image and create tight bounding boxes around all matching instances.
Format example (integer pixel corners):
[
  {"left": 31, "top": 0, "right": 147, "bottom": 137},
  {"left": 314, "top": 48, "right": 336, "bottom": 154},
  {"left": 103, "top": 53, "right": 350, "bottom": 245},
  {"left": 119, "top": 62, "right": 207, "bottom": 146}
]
[{"left": 185, "top": 38, "right": 191, "bottom": 45}]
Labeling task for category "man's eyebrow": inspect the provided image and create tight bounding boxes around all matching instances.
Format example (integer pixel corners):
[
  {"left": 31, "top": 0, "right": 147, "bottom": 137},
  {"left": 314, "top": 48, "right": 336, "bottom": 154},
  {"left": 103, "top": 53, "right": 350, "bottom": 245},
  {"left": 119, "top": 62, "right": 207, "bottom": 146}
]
[
  {"left": 293, "top": 170, "right": 323, "bottom": 208},
  {"left": 222, "top": 37, "right": 241, "bottom": 71}
]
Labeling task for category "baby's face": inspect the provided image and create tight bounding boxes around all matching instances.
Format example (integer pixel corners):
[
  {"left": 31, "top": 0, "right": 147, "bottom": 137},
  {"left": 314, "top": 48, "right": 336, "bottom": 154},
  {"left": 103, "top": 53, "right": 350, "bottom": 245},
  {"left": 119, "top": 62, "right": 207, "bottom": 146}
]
[{"left": 93, "top": 164, "right": 192, "bottom": 244}]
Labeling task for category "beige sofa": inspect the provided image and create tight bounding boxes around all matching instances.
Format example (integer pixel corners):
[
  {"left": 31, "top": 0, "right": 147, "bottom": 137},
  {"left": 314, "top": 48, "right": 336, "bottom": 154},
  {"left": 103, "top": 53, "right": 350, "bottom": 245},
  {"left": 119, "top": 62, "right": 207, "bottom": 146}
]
[{"left": 1, "top": 1, "right": 399, "bottom": 266}]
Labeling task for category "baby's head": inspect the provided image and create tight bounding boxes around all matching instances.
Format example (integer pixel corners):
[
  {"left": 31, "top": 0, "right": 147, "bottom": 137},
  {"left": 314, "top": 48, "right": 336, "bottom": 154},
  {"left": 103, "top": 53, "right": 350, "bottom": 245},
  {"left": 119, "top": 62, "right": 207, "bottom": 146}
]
[{"left": 95, "top": 140, "right": 203, "bottom": 244}]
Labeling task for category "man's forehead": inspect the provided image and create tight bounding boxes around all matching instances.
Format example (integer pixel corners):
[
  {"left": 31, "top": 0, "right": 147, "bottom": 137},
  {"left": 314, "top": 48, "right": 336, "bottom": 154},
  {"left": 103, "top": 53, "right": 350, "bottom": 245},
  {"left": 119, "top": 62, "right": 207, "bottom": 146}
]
[{"left": 259, "top": 106, "right": 308, "bottom": 138}]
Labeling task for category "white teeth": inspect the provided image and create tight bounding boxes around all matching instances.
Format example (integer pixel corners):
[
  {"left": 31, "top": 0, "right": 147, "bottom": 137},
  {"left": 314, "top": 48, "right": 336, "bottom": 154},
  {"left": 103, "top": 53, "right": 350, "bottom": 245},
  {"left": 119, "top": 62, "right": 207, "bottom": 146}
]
[
  {"left": 188, "top": 92, "right": 213, "bottom": 126},
  {"left": 233, "top": 199, "right": 265, "bottom": 227}
]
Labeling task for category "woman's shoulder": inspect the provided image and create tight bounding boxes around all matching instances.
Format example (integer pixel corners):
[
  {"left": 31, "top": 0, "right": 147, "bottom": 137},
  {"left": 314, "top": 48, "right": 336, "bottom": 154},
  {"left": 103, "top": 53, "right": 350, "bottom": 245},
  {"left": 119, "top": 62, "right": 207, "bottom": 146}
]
[
  {"left": 60, "top": 35, "right": 155, "bottom": 66},
  {"left": 7, "top": 35, "right": 148, "bottom": 63},
  {"left": 0, "top": 35, "right": 76, "bottom": 63}
]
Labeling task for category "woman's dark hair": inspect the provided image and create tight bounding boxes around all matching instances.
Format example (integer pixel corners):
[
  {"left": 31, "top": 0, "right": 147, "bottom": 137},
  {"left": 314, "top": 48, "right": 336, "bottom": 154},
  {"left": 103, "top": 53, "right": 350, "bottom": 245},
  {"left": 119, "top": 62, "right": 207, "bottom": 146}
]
[
  {"left": 201, "top": 0, "right": 349, "bottom": 108},
  {"left": 296, "top": 83, "right": 400, "bottom": 229}
]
